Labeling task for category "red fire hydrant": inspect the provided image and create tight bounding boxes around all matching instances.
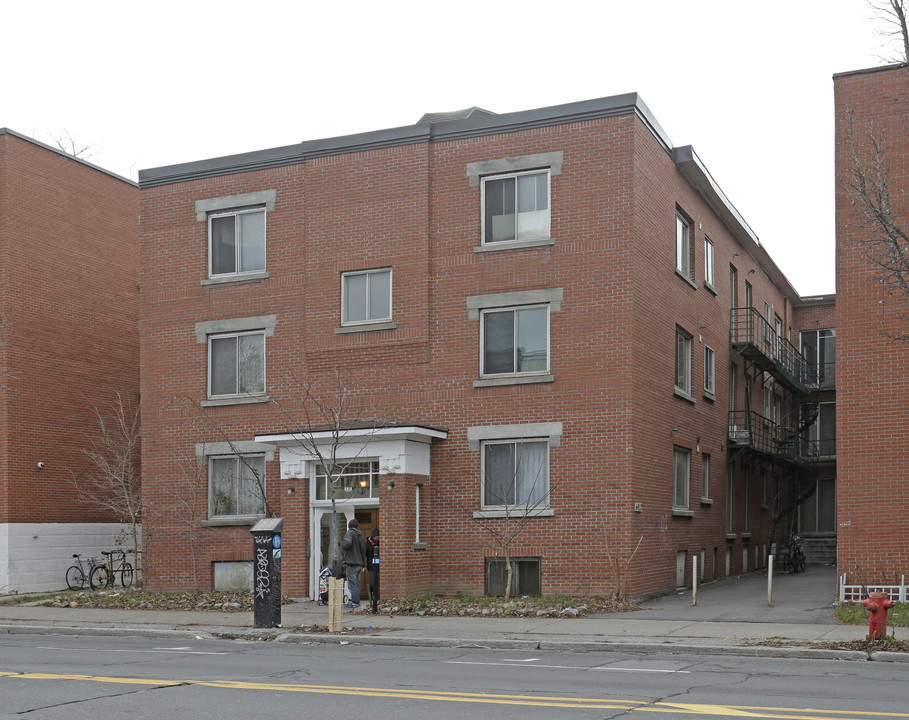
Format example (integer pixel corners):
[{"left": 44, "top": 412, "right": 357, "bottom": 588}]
[{"left": 862, "top": 591, "right": 895, "bottom": 640}]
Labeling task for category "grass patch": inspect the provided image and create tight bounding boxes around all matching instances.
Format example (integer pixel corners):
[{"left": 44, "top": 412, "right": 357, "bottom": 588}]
[{"left": 834, "top": 601, "right": 909, "bottom": 626}]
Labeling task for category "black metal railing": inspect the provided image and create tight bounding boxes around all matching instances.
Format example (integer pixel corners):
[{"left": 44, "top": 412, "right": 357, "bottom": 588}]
[
  {"left": 804, "top": 360, "right": 836, "bottom": 389},
  {"left": 730, "top": 308, "right": 814, "bottom": 391},
  {"left": 728, "top": 410, "right": 818, "bottom": 464}
]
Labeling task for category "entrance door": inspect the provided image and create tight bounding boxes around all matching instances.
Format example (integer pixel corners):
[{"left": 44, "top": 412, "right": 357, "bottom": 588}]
[{"left": 310, "top": 506, "right": 379, "bottom": 600}]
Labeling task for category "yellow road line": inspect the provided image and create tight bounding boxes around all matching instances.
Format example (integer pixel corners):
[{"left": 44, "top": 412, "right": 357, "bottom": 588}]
[{"left": 1, "top": 671, "right": 907, "bottom": 718}]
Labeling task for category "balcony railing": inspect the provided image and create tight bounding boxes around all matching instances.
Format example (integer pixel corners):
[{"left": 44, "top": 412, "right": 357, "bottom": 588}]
[
  {"left": 730, "top": 308, "right": 814, "bottom": 392},
  {"left": 728, "top": 410, "right": 818, "bottom": 464},
  {"left": 804, "top": 360, "right": 836, "bottom": 389}
]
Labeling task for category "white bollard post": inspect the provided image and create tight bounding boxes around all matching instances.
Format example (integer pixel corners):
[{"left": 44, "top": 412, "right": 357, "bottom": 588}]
[
  {"left": 692, "top": 555, "right": 698, "bottom": 606},
  {"left": 768, "top": 554, "right": 774, "bottom": 606}
]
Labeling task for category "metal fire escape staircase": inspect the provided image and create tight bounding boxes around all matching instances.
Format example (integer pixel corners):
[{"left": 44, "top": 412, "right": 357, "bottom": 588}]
[{"left": 727, "top": 307, "right": 819, "bottom": 472}]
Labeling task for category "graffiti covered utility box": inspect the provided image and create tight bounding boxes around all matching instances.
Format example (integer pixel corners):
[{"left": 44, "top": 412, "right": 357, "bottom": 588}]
[{"left": 250, "top": 518, "right": 284, "bottom": 628}]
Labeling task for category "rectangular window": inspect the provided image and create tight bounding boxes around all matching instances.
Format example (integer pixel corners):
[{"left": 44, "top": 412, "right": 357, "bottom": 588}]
[
  {"left": 742, "top": 467, "right": 750, "bottom": 532},
  {"left": 342, "top": 268, "right": 392, "bottom": 325},
  {"left": 676, "top": 211, "right": 691, "bottom": 278},
  {"left": 729, "top": 363, "right": 737, "bottom": 412},
  {"left": 209, "top": 208, "right": 266, "bottom": 278},
  {"left": 704, "top": 346, "right": 715, "bottom": 395},
  {"left": 704, "top": 237, "right": 715, "bottom": 287},
  {"left": 801, "top": 328, "right": 836, "bottom": 387},
  {"left": 798, "top": 477, "right": 836, "bottom": 534},
  {"left": 807, "top": 402, "right": 837, "bottom": 458},
  {"left": 675, "top": 327, "right": 692, "bottom": 395},
  {"left": 485, "top": 557, "right": 541, "bottom": 596},
  {"left": 208, "top": 331, "right": 265, "bottom": 398},
  {"left": 209, "top": 455, "right": 265, "bottom": 518},
  {"left": 482, "top": 439, "right": 548, "bottom": 508},
  {"left": 726, "top": 474, "right": 734, "bottom": 533},
  {"left": 315, "top": 461, "right": 379, "bottom": 500},
  {"left": 673, "top": 447, "right": 690, "bottom": 509},
  {"left": 482, "top": 170, "right": 550, "bottom": 243},
  {"left": 701, "top": 454, "right": 711, "bottom": 499},
  {"left": 481, "top": 305, "right": 549, "bottom": 376}
]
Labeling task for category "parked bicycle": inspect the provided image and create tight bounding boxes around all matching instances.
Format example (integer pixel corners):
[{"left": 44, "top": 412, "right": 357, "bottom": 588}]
[
  {"left": 90, "top": 550, "right": 134, "bottom": 590},
  {"left": 776, "top": 534, "right": 807, "bottom": 574},
  {"left": 65, "top": 554, "right": 104, "bottom": 590}
]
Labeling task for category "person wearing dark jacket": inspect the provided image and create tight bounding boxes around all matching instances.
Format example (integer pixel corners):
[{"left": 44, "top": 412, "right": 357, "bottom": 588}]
[
  {"left": 365, "top": 528, "right": 380, "bottom": 614},
  {"left": 339, "top": 518, "right": 366, "bottom": 610}
]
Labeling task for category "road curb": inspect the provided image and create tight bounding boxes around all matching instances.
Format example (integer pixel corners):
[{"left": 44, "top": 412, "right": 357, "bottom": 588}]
[{"left": 0, "top": 623, "right": 903, "bottom": 662}]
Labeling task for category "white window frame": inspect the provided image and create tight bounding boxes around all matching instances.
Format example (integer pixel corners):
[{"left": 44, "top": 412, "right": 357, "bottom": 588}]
[
  {"left": 480, "top": 304, "right": 550, "bottom": 378},
  {"left": 704, "top": 346, "right": 716, "bottom": 396},
  {"left": 480, "top": 438, "right": 550, "bottom": 511},
  {"left": 673, "top": 447, "right": 690, "bottom": 510},
  {"left": 208, "top": 454, "right": 266, "bottom": 520},
  {"left": 341, "top": 268, "right": 392, "bottom": 326},
  {"left": 675, "top": 327, "right": 693, "bottom": 396},
  {"left": 676, "top": 211, "right": 692, "bottom": 278},
  {"left": 704, "top": 236, "right": 715, "bottom": 288},
  {"left": 207, "top": 207, "right": 266, "bottom": 279},
  {"left": 207, "top": 330, "right": 266, "bottom": 400},
  {"left": 480, "top": 169, "right": 551, "bottom": 245}
]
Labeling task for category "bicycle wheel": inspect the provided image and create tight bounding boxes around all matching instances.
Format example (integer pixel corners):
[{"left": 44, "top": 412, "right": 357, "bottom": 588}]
[
  {"left": 120, "top": 563, "right": 134, "bottom": 588},
  {"left": 795, "top": 550, "right": 806, "bottom": 574},
  {"left": 90, "top": 565, "right": 110, "bottom": 590},
  {"left": 65, "top": 565, "right": 85, "bottom": 591}
]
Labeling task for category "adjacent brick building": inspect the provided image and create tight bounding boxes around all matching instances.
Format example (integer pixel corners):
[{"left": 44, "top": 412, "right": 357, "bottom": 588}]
[
  {"left": 834, "top": 64, "right": 909, "bottom": 588},
  {"left": 0, "top": 129, "right": 139, "bottom": 593},
  {"left": 138, "top": 94, "right": 834, "bottom": 599}
]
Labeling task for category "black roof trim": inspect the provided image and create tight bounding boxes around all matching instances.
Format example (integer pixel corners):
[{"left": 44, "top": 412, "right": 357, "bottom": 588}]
[
  {"left": 833, "top": 62, "right": 907, "bottom": 79},
  {"left": 138, "top": 93, "right": 672, "bottom": 188},
  {"left": 139, "top": 125, "right": 431, "bottom": 187}
]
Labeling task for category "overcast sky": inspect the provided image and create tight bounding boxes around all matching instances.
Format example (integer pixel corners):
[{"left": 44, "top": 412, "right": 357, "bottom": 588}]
[{"left": 3, "top": 1, "right": 894, "bottom": 296}]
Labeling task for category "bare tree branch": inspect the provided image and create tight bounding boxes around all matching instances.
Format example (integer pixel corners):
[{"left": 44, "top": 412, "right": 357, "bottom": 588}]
[
  {"left": 869, "top": 0, "right": 909, "bottom": 64},
  {"left": 269, "top": 368, "right": 380, "bottom": 568},
  {"left": 51, "top": 130, "right": 96, "bottom": 159},
  {"left": 71, "top": 391, "right": 142, "bottom": 557},
  {"left": 468, "top": 439, "right": 557, "bottom": 600},
  {"left": 843, "top": 110, "right": 909, "bottom": 340}
]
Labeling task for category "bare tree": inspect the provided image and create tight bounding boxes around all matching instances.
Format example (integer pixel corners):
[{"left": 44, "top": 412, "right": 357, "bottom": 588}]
[
  {"left": 51, "top": 130, "right": 96, "bottom": 159},
  {"left": 843, "top": 111, "right": 909, "bottom": 339},
  {"left": 72, "top": 391, "right": 142, "bottom": 557},
  {"left": 270, "top": 369, "right": 379, "bottom": 570},
  {"left": 469, "top": 439, "right": 557, "bottom": 601},
  {"left": 870, "top": 0, "right": 909, "bottom": 64},
  {"left": 168, "top": 395, "right": 273, "bottom": 519}
]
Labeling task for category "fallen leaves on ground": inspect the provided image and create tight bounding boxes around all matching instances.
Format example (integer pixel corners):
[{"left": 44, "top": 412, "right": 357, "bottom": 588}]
[
  {"left": 27, "top": 589, "right": 641, "bottom": 617},
  {"left": 743, "top": 636, "right": 909, "bottom": 653}
]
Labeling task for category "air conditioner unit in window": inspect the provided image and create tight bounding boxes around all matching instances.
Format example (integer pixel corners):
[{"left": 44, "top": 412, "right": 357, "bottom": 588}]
[{"left": 729, "top": 425, "right": 751, "bottom": 442}]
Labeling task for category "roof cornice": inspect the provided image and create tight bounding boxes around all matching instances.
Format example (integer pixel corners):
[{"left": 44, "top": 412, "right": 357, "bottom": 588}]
[{"left": 138, "top": 93, "right": 672, "bottom": 188}]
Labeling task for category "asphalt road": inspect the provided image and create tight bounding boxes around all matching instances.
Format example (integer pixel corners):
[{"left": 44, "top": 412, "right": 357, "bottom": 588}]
[{"left": 1, "top": 632, "right": 906, "bottom": 719}]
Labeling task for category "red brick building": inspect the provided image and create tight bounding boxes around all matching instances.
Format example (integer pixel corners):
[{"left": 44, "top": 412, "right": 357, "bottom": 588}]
[
  {"left": 138, "top": 95, "right": 832, "bottom": 599},
  {"left": 0, "top": 129, "right": 139, "bottom": 593},
  {"left": 835, "top": 64, "right": 909, "bottom": 590}
]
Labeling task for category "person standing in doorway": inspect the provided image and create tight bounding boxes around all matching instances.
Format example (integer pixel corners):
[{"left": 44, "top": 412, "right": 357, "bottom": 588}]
[
  {"left": 340, "top": 518, "right": 366, "bottom": 610},
  {"left": 366, "top": 528, "right": 380, "bottom": 614}
]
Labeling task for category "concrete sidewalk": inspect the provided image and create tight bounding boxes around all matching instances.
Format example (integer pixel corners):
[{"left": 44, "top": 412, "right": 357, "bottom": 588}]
[{"left": 0, "top": 565, "right": 905, "bottom": 662}]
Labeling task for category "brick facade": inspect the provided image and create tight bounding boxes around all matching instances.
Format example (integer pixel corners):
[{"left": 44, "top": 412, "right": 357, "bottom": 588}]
[
  {"left": 139, "top": 96, "right": 828, "bottom": 599},
  {"left": 0, "top": 129, "right": 139, "bottom": 592},
  {"left": 834, "top": 65, "right": 909, "bottom": 585}
]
